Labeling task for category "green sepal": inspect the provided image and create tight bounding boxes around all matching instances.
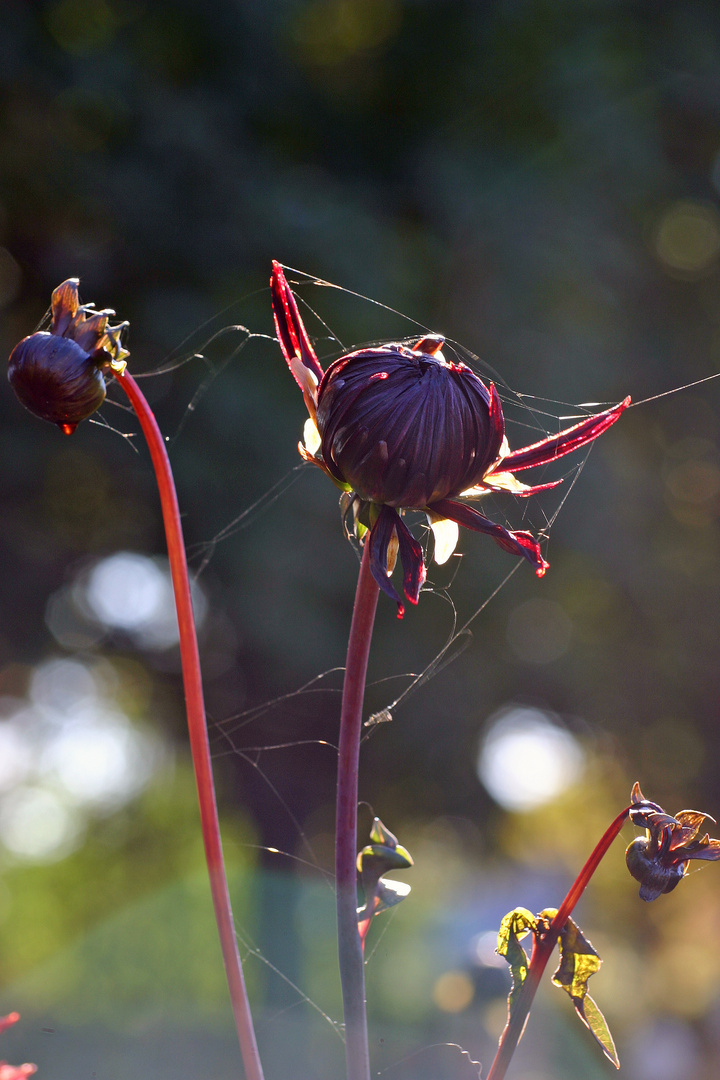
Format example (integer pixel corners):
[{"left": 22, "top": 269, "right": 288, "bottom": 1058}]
[
  {"left": 366, "top": 502, "right": 380, "bottom": 529},
  {"left": 339, "top": 493, "right": 371, "bottom": 543}
]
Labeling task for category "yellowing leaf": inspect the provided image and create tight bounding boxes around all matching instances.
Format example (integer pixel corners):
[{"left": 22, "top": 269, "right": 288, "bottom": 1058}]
[
  {"left": 497, "top": 908, "right": 537, "bottom": 1010},
  {"left": 575, "top": 994, "right": 619, "bottom": 1069},
  {"left": 551, "top": 917, "right": 618, "bottom": 1068},
  {"left": 551, "top": 919, "right": 601, "bottom": 1001}
]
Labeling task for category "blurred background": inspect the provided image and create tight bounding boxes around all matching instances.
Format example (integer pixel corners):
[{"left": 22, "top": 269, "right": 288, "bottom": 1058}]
[{"left": 2, "top": 1, "right": 720, "bottom": 1077}]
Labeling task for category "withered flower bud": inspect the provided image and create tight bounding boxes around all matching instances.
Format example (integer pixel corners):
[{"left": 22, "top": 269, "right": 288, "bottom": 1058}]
[
  {"left": 626, "top": 782, "right": 720, "bottom": 901},
  {"left": 8, "top": 279, "right": 128, "bottom": 434}
]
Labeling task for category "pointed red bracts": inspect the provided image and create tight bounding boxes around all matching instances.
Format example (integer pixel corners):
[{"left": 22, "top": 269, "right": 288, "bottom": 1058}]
[
  {"left": 497, "top": 398, "right": 632, "bottom": 474},
  {"left": 8, "top": 279, "right": 128, "bottom": 432},
  {"left": 271, "top": 261, "right": 629, "bottom": 615}
]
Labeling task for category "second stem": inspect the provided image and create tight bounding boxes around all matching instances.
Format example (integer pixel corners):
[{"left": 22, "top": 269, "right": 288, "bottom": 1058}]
[
  {"left": 486, "top": 804, "right": 631, "bottom": 1080},
  {"left": 116, "top": 370, "right": 264, "bottom": 1080},
  {"left": 336, "top": 541, "right": 380, "bottom": 1080}
]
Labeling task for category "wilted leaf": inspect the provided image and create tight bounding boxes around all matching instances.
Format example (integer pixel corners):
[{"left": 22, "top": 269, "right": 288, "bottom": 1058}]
[
  {"left": 497, "top": 908, "right": 537, "bottom": 1009},
  {"left": 551, "top": 917, "right": 601, "bottom": 1000},
  {"left": 551, "top": 916, "right": 618, "bottom": 1067}
]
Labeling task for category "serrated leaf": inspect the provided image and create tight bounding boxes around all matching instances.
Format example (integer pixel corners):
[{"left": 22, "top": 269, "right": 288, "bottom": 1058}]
[
  {"left": 552, "top": 917, "right": 618, "bottom": 1068},
  {"left": 497, "top": 908, "right": 537, "bottom": 1010},
  {"left": 575, "top": 994, "right": 619, "bottom": 1069}
]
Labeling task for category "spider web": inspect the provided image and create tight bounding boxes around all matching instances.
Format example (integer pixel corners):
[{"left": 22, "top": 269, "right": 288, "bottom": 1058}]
[{"left": 89, "top": 267, "right": 720, "bottom": 1077}]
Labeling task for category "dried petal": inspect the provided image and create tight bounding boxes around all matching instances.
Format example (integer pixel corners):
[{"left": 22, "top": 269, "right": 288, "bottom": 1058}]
[{"left": 626, "top": 784, "right": 720, "bottom": 900}]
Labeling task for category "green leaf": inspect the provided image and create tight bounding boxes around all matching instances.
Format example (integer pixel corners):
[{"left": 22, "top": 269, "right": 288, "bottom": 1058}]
[
  {"left": 369, "top": 818, "right": 398, "bottom": 847},
  {"left": 497, "top": 908, "right": 537, "bottom": 1010},
  {"left": 575, "top": 994, "right": 620, "bottom": 1069},
  {"left": 551, "top": 917, "right": 619, "bottom": 1068},
  {"left": 551, "top": 918, "right": 601, "bottom": 1001},
  {"left": 356, "top": 818, "right": 412, "bottom": 931},
  {"left": 373, "top": 877, "right": 411, "bottom": 915}
]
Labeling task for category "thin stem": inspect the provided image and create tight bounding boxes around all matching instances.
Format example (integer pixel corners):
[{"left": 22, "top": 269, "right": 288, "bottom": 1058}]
[
  {"left": 336, "top": 540, "right": 380, "bottom": 1080},
  {"left": 116, "top": 370, "right": 264, "bottom": 1080},
  {"left": 486, "top": 804, "right": 632, "bottom": 1080}
]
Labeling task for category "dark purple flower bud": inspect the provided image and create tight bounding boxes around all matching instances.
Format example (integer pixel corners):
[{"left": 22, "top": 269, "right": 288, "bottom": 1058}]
[
  {"left": 316, "top": 345, "right": 503, "bottom": 508},
  {"left": 8, "top": 279, "right": 128, "bottom": 434},
  {"left": 626, "top": 782, "right": 720, "bottom": 901},
  {"left": 270, "top": 261, "right": 630, "bottom": 616}
]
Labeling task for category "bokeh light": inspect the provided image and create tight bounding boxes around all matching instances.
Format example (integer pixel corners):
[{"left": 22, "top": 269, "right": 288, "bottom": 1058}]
[
  {"left": 0, "top": 657, "right": 166, "bottom": 860},
  {"left": 0, "top": 785, "right": 82, "bottom": 861},
  {"left": 40, "top": 710, "right": 160, "bottom": 808},
  {"left": 654, "top": 200, "right": 720, "bottom": 277},
  {"left": 432, "top": 969, "right": 475, "bottom": 1012},
  {"left": 74, "top": 552, "right": 207, "bottom": 650},
  {"left": 477, "top": 706, "right": 585, "bottom": 811}
]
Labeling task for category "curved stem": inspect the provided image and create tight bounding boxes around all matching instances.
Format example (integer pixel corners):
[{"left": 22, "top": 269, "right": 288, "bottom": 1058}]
[
  {"left": 336, "top": 541, "right": 380, "bottom": 1080},
  {"left": 486, "top": 804, "right": 632, "bottom": 1080},
  {"left": 116, "top": 371, "right": 264, "bottom": 1080}
]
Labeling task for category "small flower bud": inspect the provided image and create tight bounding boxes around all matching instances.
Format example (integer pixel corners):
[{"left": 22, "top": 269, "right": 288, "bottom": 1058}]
[
  {"left": 9, "top": 333, "right": 108, "bottom": 432},
  {"left": 626, "top": 783, "right": 720, "bottom": 901},
  {"left": 625, "top": 836, "right": 685, "bottom": 901},
  {"left": 8, "top": 279, "right": 128, "bottom": 434}
]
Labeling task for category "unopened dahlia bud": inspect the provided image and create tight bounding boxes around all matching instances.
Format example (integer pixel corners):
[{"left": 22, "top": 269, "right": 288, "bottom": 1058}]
[
  {"left": 316, "top": 341, "right": 502, "bottom": 508},
  {"left": 8, "top": 279, "right": 128, "bottom": 434},
  {"left": 271, "top": 260, "right": 630, "bottom": 616}
]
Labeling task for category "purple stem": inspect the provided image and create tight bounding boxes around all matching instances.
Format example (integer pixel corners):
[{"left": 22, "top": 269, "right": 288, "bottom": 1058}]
[
  {"left": 336, "top": 540, "right": 380, "bottom": 1080},
  {"left": 116, "top": 370, "right": 264, "bottom": 1080},
  {"left": 486, "top": 804, "right": 632, "bottom": 1080}
]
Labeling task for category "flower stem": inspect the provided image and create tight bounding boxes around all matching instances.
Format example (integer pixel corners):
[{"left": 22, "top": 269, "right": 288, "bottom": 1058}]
[
  {"left": 485, "top": 803, "right": 632, "bottom": 1080},
  {"left": 116, "top": 370, "right": 264, "bottom": 1080},
  {"left": 336, "top": 540, "right": 380, "bottom": 1080}
]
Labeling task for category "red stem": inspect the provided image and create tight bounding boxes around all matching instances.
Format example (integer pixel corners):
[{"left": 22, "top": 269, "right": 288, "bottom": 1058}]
[
  {"left": 485, "top": 804, "right": 632, "bottom": 1080},
  {"left": 336, "top": 541, "right": 380, "bottom": 1080},
  {"left": 116, "top": 371, "right": 264, "bottom": 1080}
]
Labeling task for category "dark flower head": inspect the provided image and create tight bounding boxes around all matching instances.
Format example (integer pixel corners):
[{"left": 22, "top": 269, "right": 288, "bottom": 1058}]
[
  {"left": 8, "top": 279, "right": 128, "bottom": 434},
  {"left": 271, "top": 261, "right": 630, "bottom": 616},
  {"left": 626, "top": 782, "right": 720, "bottom": 901}
]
